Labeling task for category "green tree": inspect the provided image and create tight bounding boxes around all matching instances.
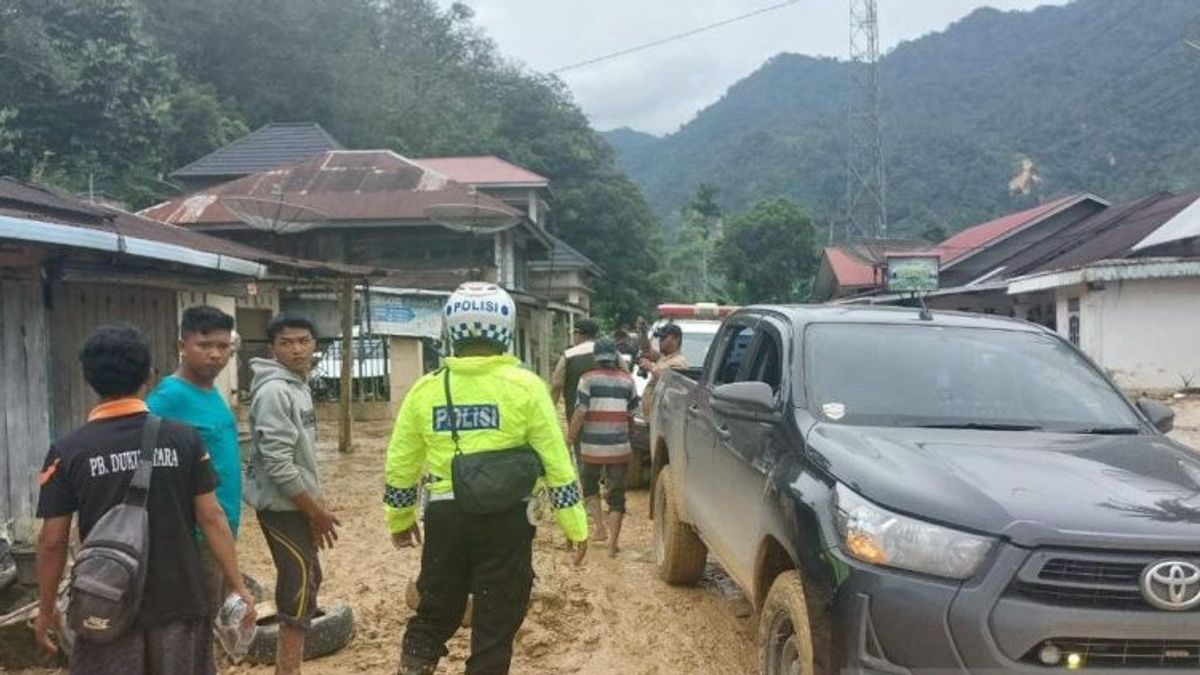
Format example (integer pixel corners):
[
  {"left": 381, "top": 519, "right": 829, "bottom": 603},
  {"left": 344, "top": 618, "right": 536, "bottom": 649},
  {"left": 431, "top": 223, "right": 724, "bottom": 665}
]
[
  {"left": 3, "top": 0, "right": 666, "bottom": 322},
  {"left": 669, "top": 183, "right": 731, "bottom": 302},
  {"left": 920, "top": 222, "right": 949, "bottom": 244},
  {"left": 719, "top": 198, "right": 818, "bottom": 303},
  {"left": 0, "top": 0, "right": 243, "bottom": 204}
]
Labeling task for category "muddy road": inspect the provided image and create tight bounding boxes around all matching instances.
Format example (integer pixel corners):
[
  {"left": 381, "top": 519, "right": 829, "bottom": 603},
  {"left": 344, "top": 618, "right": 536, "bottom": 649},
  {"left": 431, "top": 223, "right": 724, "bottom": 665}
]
[
  {"left": 15, "top": 419, "right": 756, "bottom": 675},
  {"left": 223, "top": 420, "right": 757, "bottom": 675}
]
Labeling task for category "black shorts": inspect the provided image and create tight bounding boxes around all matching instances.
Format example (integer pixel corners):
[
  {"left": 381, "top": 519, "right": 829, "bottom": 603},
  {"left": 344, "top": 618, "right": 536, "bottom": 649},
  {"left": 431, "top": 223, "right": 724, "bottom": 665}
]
[
  {"left": 70, "top": 617, "right": 213, "bottom": 675},
  {"left": 580, "top": 462, "right": 628, "bottom": 513},
  {"left": 258, "top": 509, "right": 323, "bottom": 629}
]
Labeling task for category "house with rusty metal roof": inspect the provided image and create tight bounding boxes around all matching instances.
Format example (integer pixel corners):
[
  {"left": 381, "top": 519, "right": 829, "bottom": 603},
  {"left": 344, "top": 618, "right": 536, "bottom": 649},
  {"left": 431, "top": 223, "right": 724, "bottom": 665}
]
[
  {"left": 0, "top": 177, "right": 375, "bottom": 544},
  {"left": 144, "top": 149, "right": 589, "bottom": 381},
  {"left": 1003, "top": 190, "right": 1200, "bottom": 392},
  {"left": 818, "top": 187, "right": 1200, "bottom": 392},
  {"left": 811, "top": 194, "right": 1107, "bottom": 303}
]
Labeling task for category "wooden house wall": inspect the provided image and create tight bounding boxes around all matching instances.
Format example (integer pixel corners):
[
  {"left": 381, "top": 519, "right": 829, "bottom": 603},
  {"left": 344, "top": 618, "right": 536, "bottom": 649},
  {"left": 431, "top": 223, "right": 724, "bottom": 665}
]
[
  {"left": 0, "top": 278, "right": 51, "bottom": 542},
  {"left": 48, "top": 282, "right": 178, "bottom": 439}
]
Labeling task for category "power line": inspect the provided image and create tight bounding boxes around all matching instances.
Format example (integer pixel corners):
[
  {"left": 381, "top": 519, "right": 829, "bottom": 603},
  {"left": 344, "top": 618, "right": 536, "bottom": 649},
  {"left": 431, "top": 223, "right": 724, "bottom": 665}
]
[{"left": 550, "top": 0, "right": 802, "bottom": 75}]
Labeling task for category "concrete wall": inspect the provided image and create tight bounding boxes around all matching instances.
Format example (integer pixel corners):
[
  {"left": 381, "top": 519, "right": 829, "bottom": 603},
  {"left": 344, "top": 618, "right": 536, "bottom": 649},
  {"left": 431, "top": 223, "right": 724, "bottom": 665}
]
[
  {"left": 1054, "top": 278, "right": 1200, "bottom": 392},
  {"left": 389, "top": 336, "right": 426, "bottom": 413}
]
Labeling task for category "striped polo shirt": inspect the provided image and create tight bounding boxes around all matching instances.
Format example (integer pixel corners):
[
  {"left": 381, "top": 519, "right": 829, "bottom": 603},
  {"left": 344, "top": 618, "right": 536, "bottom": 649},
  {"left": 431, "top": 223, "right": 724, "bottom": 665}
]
[{"left": 575, "top": 367, "right": 639, "bottom": 464}]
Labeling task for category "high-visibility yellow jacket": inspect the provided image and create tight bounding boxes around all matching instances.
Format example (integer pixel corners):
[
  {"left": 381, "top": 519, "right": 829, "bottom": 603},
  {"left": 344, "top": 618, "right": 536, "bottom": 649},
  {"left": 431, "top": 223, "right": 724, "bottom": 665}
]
[{"left": 384, "top": 354, "right": 588, "bottom": 542}]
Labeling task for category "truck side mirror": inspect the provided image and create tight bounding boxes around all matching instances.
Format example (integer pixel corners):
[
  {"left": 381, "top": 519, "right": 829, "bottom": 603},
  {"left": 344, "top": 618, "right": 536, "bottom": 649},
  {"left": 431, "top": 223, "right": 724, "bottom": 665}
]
[
  {"left": 1136, "top": 397, "right": 1174, "bottom": 434},
  {"left": 712, "top": 382, "right": 782, "bottom": 424}
]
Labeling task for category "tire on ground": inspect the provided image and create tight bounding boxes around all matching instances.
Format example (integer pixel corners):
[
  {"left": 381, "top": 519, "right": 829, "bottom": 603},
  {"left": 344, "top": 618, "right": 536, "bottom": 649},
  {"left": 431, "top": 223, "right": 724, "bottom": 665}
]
[
  {"left": 652, "top": 466, "right": 707, "bottom": 585},
  {"left": 758, "top": 571, "right": 819, "bottom": 675},
  {"left": 245, "top": 603, "right": 355, "bottom": 665}
]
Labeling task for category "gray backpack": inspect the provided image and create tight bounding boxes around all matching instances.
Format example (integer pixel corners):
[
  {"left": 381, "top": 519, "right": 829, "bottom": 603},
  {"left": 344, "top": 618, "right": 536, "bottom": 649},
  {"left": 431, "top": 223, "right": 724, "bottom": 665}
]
[{"left": 67, "top": 416, "right": 160, "bottom": 643}]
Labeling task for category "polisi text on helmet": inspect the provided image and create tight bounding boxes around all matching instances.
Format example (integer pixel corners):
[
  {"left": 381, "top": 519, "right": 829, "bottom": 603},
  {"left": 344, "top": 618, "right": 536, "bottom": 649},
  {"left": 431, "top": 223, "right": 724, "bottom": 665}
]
[{"left": 450, "top": 299, "right": 510, "bottom": 316}]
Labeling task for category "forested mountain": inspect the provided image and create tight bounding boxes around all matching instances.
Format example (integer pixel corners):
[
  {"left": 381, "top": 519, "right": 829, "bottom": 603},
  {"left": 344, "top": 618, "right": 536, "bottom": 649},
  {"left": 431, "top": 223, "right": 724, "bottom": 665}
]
[
  {"left": 606, "top": 0, "right": 1200, "bottom": 237},
  {"left": 0, "top": 0, "right": 664, "bottom": 321}
]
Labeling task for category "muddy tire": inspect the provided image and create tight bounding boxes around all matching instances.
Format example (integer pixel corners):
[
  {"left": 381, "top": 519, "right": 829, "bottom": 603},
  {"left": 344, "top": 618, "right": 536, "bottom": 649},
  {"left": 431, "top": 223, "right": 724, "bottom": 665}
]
[
  {"left": 245, "top": 603, "right": 355, "bottom": 665},
  {"left": 652, "top": 466, "right": 707, "bottom": 585},
  {"left": 759, "top": 571, "right": 818, "bottom": 675}
]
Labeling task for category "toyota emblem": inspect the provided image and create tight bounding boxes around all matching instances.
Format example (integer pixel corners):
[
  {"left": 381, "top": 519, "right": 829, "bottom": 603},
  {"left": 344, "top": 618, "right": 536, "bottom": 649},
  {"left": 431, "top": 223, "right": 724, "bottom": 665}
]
[{"left": 1140, "top": 560, "right": 1200, "bottom": 611}]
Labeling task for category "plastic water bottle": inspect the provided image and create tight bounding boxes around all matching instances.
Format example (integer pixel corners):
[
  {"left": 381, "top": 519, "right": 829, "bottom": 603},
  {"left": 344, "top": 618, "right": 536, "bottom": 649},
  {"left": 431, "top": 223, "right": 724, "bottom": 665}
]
[{"left": 214, "top": 593, "right": 257, "bottom": 661}]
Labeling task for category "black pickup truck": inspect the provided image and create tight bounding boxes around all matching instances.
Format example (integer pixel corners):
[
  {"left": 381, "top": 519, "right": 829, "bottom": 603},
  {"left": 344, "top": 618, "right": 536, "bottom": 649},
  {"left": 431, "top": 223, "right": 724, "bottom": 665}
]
[{"left": 649, "top": 305, "right": 1200, "bottom": 675}]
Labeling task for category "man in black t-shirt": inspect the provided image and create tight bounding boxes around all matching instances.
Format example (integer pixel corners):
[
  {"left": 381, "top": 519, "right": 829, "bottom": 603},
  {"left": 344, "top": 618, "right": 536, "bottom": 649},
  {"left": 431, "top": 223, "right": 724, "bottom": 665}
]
[{"left": 34, "top": 325, "right": 255, "bottom": 675}]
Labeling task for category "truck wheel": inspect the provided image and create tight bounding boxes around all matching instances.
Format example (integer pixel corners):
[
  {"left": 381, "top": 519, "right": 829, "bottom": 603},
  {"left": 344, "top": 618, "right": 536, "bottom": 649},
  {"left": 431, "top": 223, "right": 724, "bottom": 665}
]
[
  {"left": 759, "top": 571, "right": 818, "bottom": 675},
  {"left": 652, "top": 466, "right": 707, "bottom": 585}
]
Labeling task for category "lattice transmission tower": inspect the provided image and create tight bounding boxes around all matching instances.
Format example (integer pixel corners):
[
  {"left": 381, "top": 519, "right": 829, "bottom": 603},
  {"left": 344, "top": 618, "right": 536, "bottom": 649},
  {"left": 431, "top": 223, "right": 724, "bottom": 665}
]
[{"left": 843, "top": 0, "right": 888, "bottom": 241}]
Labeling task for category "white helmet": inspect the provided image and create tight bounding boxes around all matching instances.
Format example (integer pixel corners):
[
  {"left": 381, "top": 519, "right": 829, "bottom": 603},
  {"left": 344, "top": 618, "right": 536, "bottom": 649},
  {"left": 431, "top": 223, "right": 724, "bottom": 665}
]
[{"left": 444, "top": 282, "right": 516, "bottom": 350}]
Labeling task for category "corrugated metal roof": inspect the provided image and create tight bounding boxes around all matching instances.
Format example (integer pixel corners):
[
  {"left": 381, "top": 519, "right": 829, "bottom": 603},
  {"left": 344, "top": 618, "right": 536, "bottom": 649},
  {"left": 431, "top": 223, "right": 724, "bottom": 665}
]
[
  {"left": 169, "top": 123, "right": 344, "bottom": 179},
  {"left": 143, "top": 151, "right": 520, "bottom": 227},
  {"left": 0, "top": 178, "right": 375, "bottom": 278},
  {"left": 1018, "top": 191, "right": 1199, "bottom": 273},
  {"left": 0, "top": 179, "right": 109, "bottom": 222},
  {"left": 935, "top": 194, "right": 1099, "bottom": 266},
  {"left": 1132, "top": 193, "right": 1200, "bottom": 252},
  {"left": 1008, "top": 257, "right": 1200, "bottom": 294},
  {"left": 823, "top": 242, "right": 932, "bottom": 287},
  {"left": 414, "top": 156, "right": 549, "bottom": 186}
]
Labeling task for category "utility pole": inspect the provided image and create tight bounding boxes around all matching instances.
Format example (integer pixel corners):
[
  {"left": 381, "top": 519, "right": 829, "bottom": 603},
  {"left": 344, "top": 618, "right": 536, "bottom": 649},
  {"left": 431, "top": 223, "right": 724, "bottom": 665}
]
[
  {"left": 338, "top": 278, "right": 355, "bottom": 453},
  {"left": 844, "top": 0, "right": 888, "bottom": 242}
]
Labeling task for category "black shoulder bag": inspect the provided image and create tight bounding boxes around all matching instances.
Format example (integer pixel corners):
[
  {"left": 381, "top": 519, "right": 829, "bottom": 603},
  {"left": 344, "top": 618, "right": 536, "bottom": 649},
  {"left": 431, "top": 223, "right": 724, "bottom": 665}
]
[
  {"left": 68, "top": 415, "right": 161, "bottom": 643},
  {"left": 444, "top": 369, "right": 544, "bottom": 514}
]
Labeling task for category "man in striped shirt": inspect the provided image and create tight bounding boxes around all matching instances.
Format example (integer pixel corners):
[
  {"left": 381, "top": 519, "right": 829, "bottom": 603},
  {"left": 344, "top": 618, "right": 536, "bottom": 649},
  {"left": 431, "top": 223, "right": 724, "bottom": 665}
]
[{"left": 566, "top": 338, "right": 640, "bottom": 556}]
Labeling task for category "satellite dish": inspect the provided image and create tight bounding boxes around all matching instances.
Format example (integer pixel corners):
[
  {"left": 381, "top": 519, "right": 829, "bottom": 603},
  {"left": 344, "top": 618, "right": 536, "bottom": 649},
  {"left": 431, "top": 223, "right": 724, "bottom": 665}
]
[
  {"left": 424, "top": 202, "right": 519, "bottom": 235},
  {"left": 219, "top": 194, "right": 329, "bottom": 235}
]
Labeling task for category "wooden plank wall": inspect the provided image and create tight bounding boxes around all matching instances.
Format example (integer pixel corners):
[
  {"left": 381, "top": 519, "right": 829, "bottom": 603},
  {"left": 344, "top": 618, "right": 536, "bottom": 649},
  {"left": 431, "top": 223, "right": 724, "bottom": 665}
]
[
  {"left": 0, "top": 279, "right": 51, "bottom": 542},
  {"left": 49, "top": 283, "right": 178, "bottom": 439}
]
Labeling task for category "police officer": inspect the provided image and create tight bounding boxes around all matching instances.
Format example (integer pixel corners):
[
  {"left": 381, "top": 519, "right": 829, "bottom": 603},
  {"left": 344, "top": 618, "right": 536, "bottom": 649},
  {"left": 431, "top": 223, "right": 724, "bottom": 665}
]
[{"left": 385, "top": 282, "right": 589, "bottom": 675}]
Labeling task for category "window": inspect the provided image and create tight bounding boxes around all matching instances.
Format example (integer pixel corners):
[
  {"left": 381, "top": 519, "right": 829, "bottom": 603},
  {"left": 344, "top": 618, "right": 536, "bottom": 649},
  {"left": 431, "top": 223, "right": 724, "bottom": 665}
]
[
  {"left": 713, "top": 324, "right": 755, "bottom": 385},
  {"left": 748, "top": 331, "right": 783, "bottom": 395},
  {"left": 1067, "top": 297, "right": 1080, "bottom": 345}
]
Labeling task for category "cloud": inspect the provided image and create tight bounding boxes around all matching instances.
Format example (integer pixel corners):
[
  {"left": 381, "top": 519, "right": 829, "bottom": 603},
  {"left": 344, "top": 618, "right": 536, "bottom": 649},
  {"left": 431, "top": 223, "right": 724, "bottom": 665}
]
[{"left": 445, "top": 0, "right": 1070, "bottom": 134}]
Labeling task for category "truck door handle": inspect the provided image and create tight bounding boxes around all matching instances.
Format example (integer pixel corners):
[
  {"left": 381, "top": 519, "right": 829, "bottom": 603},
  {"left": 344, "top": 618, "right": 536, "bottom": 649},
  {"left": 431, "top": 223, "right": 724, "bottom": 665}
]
[
  {"left": 716, "top": 425, "right": 732, "bottom": 438},
  {"left": 687, "top": 404, "right": 700, "bottom": 416}
]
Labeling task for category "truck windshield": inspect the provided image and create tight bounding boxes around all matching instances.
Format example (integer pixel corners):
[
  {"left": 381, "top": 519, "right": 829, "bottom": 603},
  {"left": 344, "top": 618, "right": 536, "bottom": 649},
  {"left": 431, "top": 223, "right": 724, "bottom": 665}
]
[{"left": 804, "top": 323, "right": 1141, "bottom": 432}]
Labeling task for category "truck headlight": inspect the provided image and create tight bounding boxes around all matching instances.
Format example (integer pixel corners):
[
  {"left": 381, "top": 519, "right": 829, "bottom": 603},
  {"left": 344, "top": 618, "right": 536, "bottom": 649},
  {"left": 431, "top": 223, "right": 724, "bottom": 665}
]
[{"left": 834, "top": 484, "right": 994, "bottom": 580}]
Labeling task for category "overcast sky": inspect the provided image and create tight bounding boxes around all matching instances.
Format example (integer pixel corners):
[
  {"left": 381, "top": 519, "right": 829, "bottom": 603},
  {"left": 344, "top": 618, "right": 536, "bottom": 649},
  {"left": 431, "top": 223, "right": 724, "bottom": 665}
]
[{"left": 440, "top": 0, "right": 1072, "bottom": 135}]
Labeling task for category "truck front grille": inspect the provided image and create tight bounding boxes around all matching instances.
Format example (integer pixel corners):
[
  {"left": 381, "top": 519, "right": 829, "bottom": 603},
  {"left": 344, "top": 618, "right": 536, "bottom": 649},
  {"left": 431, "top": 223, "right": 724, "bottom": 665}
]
[
  {"left": 1038, "top": 558, "right": 1143, "bottom": 584},
  {"left": 1023, "top": 638, "right": 1200, "bottom": 669},
  {"left": 1009, "top": 550, "right": 1199, "bottom": 612}
]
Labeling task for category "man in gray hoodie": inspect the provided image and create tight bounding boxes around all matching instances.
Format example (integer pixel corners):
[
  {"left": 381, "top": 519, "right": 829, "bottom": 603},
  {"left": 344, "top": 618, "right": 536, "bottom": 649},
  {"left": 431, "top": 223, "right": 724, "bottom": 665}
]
[{"left": 246, "top": 314, "right": 340, "bottom": 675}]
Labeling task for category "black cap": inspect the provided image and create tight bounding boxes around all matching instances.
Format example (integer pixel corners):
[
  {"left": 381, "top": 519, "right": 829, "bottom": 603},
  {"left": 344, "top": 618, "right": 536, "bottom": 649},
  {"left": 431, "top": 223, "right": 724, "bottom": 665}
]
[
  {"left": 593, "top": 337, "right": 619, "bottom": 364},
  {"left": 573, "top": 318, "right": 599, "bottom": 338},
  {"left": 654, "top": 323, "right": 683, "bottom": 340}
]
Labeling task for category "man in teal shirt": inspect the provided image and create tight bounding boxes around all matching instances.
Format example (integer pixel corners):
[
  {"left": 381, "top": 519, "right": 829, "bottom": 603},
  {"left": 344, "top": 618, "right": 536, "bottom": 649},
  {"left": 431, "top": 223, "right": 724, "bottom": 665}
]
[{"left": 148, "top": 305, "right": 241, "bottom": 612}]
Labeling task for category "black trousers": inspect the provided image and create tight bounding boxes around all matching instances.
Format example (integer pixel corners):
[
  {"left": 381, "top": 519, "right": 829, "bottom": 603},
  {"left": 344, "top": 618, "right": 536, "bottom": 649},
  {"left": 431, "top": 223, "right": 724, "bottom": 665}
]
[{"left": 402, "top": 500, "right": 535, "bottom": 675}]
